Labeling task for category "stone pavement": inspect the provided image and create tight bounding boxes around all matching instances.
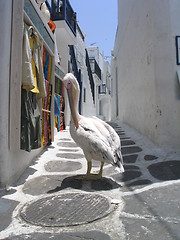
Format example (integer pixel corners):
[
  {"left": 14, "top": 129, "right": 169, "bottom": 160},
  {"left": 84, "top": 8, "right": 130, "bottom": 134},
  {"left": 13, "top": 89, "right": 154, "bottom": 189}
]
[{"left": 0, "top": 121, "right": 180, "bottom": 239}]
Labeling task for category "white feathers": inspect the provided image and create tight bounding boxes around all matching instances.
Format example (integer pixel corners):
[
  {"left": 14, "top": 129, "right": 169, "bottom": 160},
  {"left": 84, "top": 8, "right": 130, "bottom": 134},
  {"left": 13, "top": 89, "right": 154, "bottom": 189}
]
[{"left": 62, "top": 73, "right": 124, "bottom": 177}]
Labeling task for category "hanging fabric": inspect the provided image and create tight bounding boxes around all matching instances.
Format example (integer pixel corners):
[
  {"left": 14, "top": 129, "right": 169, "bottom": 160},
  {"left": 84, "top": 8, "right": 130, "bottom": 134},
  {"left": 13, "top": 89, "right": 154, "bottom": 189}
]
[
  {"left": 41, "top": 80, "right": 52, "bottom": 146},
  {"left": 29, "top": 36, "right": 39, "bottom": 94},
  {"left": 54, "top": 93, "right": 61, "bottom": 131},
  {"left": 54, "top": 94, "right": 60, "bottom": 116},
  {"left": 21, "top": 88, "right": 41, "bottom": 152},
  {"left": 22, "top": 24, "right": 46, "bottom": 98},
  {"left": 60, "top": 96, "right": 65, "bottom": 130},
  {"left": 43, "top": 46, "right": 53, "bottom": 83}
]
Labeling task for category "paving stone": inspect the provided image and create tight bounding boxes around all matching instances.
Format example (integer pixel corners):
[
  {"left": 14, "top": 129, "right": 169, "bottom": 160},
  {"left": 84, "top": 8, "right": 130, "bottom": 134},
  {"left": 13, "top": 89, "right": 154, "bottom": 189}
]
[
  {"left": 48, "top": 175, "right": 83, "bottom": 193},
  {"left": 57, "top": 142, "right": 78, "bottom": 148},
  {"left": 4, "top": 231, "right": 111, "bottom": 240},
  {"left": 20, "top": 192, "right": 112, "bottom": 227},
  {"left": 148, "top": 160, "right": 180, "bottom": 180},
  {"left": 116, "top": 130, "right": 125, "bottom": 134},
  {"left": 59, "top": 138, "right": 72, "bottom": 141},
  {"left": 16, "top": 166, "right": 37, "bottom": 185},
  {"left": 122, "top": 217, "right": 180, "bottom": 240},
  {"left": 144, "top": 155, "right": 158, "bottom": 161},
  {"left": 107, "top": 122, "right": 119, "bottom": 128},
  {"left": 49, "top": 175, "right": 121, "bottom": 193},
  {"left": 56, "top": 153, "right": 84, "bottom": 159},
  {"left": 0, "top": 198, "right": 19, "bottom": 231},
  {"left": 124, "top": 165, "right": 140, "bottom": 170},
  {"left": 121, "top": 182, "right": 180, "bottom": 239},
  {"left": 122, "top": 146, "right": 142, "bottom": 155},
  {"left": 58, "top": 148, "right": 79, "bottom": 152},
  {"left": 122, "top": 182, "right": 180, "bottom": 219},
  {"left": 112, "top": 170, "right": 142, "bottom": 182},
  {"left": 120, "top": 136, "right": 131, "bottom": 140},
  {"left": 121, "top": 140, "right": 136, "bottom": 146},
  {"left": 91, "top": 177, "right": 118, "bottom": 190},
  {"left": 23, "top": 175, "right": 69, "bottom": 196},
  {"left": 122, "top": 179, "right": 152, "bottom": 191},
  {"left": 123, "top": 154, "right": 138, "bottom": 163},
  {"left": 117, "top": 132, "right": 125, "bottom": 136},
  {"left": 44, "top": 160, "right": 82, "bottom": 172}
]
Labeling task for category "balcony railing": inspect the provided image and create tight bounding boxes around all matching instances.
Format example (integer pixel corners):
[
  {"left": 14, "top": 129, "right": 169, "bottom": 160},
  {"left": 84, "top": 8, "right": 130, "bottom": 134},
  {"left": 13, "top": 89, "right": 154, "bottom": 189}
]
[
  {"left": 89, "top": 58, "right": 101, "bottom": 80},
  {"left": 51, "top": 0, "right": 76, "bottom": 36}
]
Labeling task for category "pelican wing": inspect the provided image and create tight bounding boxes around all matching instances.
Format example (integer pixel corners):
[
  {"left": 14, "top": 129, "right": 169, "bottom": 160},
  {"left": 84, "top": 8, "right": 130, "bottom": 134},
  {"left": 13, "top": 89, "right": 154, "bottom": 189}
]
[
  {"left": 91, "top": 117, "right": 124, "bottom": 169},
  {"left": 91, "top": 117, "right": 121, "bottom": 150},
  {"left": 70, "top": 116, "right": 121, "bottom": 167}
]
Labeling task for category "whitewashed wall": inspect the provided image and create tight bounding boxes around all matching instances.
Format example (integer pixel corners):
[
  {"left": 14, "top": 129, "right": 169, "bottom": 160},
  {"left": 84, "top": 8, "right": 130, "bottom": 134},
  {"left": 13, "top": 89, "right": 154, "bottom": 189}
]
[
  {"left": 111, "top": 0, "right": 180, "bottom": 150},
  {"left": 0, "top": 1, "right": 45, "bottom": 187},
  {"left": 74, "top": 28, "right": 96, "bottom": 118}
]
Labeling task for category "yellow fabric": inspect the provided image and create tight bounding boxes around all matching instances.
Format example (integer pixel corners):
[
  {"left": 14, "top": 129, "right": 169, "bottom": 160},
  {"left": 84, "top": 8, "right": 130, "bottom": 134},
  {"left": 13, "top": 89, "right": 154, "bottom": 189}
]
[{"left": 29, "top": 37, "right": 39, "bottom": 94}]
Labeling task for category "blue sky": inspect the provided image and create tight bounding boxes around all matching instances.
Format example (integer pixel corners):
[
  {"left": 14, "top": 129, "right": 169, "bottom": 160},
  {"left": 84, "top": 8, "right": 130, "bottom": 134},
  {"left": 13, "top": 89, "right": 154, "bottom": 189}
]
[{"left": 69, "top": 0, "right": 118, "bottom": 60}]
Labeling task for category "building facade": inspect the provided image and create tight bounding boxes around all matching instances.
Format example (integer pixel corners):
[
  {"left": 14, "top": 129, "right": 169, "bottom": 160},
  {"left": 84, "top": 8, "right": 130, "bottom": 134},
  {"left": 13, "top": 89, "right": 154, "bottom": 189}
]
[
  {"left": 111, "top": 0, "right": 180, "bottom": 151},
  {"left": 0, "top": 0, "right": 110, "bottom": 187}
]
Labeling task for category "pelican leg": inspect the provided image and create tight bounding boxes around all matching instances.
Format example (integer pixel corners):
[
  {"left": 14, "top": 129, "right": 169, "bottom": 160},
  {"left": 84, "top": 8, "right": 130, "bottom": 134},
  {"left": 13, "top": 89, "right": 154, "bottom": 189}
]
[
  {"left": 97, "top": 162, "right": 104, "bottom": 178},
  {"left": 85, "top": 161, "right": 104, "bottom": 180},
  {"left": 86, "top": 161, "right": 92, "bottom": 177}
]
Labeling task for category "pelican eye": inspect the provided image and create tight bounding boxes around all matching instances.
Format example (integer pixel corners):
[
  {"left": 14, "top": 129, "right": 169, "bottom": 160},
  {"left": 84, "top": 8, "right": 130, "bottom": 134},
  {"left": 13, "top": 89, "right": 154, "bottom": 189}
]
[{"left": 67, "top": 81, "right": 71, "bottom": 89}]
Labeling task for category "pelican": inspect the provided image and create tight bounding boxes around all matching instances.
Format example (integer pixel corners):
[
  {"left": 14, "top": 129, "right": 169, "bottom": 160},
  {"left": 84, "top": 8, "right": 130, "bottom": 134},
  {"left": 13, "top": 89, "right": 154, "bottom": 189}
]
[{"left": 63, "top": 73, "right": 124, "bottom": 179}]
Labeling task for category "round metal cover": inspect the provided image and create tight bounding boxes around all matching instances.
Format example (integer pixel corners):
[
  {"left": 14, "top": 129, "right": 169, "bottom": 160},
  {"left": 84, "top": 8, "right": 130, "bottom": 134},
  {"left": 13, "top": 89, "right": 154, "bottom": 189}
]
[{"left": 20, "top": 192, "right": 112, "bottom": 227}]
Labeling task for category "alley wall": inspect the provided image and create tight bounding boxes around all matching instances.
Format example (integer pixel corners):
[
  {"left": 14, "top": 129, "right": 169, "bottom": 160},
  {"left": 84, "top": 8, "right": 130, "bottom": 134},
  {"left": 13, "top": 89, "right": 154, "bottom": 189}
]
[{"left": 111, "top": 0, "right": 180, "bottom": 150}]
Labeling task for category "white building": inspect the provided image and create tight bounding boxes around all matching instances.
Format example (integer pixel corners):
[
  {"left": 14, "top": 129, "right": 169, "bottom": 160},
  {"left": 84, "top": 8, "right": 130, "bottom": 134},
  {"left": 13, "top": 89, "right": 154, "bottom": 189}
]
[
  {"left": 87, "top": 46, "right": 111, "bottom": 121},
  {"left": 0, "top": 0, "right": 56, "bottom": 187},
  {"left": 0, "top": 0, "right": 107, "bottom": 187},
  {"left": 111, "top": 0, "right": 180, "bottom": 151}
]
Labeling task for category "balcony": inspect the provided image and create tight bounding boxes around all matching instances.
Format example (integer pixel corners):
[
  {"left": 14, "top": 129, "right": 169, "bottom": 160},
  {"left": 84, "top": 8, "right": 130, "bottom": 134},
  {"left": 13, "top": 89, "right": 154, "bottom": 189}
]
[{"left": 51, "top": 0, "right": 76, "bottom": 36}]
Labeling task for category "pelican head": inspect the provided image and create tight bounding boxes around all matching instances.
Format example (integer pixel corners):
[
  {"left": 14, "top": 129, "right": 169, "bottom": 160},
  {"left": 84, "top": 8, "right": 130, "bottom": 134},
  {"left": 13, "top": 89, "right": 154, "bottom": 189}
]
[{"left": 63, "top": 73, "right": 80, "bottom": 129}]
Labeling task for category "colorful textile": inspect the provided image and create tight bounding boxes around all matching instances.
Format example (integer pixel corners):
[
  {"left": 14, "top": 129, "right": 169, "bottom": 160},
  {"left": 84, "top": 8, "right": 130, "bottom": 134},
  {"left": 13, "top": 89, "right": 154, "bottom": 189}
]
[
  {"left": 54, "top": 94, "right": 60, "bottom": 116},
  {"left": 47, "top": 84, "right": 52, "bottom": 145},
  {"left": 48, "top": 54, "right": 52, "bottom": 82},
  {"left": 44, "top": 48, "right": 49, "bottom": 81},
  {"left": 41, "top": 80, "right": 52, "bottom": 146},
  {"left": 21, "top": 88, "right": 41, "bottom": 152},
  {"left": 22, "top": 24, "right": 46, "bottom": 98},
  {"left": 55, "top": 94, "right": 61, "bottom": 131},
  {"left": 22, "top": 24, "right": 35, "bottom": 91},
  {"left": 48, "top": 19, "right": 56, "bottom": 33},
  {"left": 55, "top": 77, "right": 64, "bottom": 95},
  {"left": 43, "top": 47, "right": 52, "bottom": 83},
  {"left": 29, "top": 37, "right": 39, "bottom": 94},
  {"left": 42, "top": 80, "right": 49, "bottom": 146},
  {"left": 54, "top": 94, "right": 65, "bottom": 132}
]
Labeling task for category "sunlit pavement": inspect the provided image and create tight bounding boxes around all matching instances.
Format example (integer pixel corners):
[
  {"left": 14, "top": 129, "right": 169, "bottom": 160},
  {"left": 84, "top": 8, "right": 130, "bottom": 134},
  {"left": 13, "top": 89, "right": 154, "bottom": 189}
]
[{"left": 0, "top": 121, "right": 180, "bottom": 240}]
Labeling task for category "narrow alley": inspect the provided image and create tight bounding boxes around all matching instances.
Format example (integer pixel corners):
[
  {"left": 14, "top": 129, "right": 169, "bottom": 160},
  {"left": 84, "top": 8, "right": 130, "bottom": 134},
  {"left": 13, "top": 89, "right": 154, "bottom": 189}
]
[
  {"left": 0, "top": 121, "right": 180, "bottom": 240},
  {"left": 1, "top": 1, "right": 180, "bottom": 239}
]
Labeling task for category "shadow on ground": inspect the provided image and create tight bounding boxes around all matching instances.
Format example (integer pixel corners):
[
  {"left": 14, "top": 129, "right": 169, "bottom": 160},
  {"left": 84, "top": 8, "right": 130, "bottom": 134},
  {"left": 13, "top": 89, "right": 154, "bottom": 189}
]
[{"left": 22, "top": 174, "right": 121, "bottom": 196}]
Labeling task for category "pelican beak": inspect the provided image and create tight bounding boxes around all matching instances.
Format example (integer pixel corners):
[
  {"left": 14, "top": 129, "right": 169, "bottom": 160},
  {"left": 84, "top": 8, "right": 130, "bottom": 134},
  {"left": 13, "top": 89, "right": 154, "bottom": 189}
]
[{"left": 66, "top": 82, "right": 79, "bottom": 129}]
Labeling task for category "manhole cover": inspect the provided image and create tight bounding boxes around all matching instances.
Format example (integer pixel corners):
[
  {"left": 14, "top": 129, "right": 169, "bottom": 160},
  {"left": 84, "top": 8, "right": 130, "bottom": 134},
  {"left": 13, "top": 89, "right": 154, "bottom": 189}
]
[{"left": 20, "top": 193, "right": 112, "bottom": 227}]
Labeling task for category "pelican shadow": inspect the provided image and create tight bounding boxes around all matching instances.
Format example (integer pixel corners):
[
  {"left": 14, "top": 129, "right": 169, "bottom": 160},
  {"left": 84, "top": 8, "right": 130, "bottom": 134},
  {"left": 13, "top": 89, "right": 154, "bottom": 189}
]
[{"left": 47, "top": 175, "right": 121, "bottom": 193}]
